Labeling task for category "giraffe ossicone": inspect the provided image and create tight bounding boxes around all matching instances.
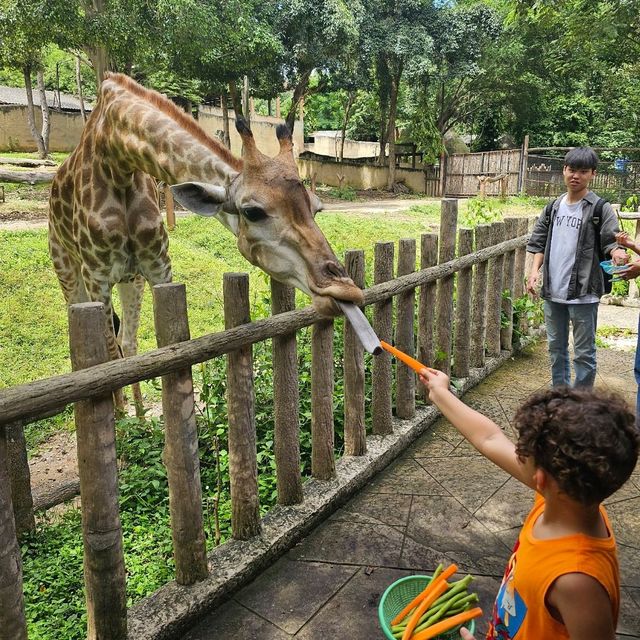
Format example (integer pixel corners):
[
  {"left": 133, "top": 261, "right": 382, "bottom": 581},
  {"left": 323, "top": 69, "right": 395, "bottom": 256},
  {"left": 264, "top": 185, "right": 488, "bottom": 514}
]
[{"left": 48, "top": 73, "right": 363, "bottom": 410}]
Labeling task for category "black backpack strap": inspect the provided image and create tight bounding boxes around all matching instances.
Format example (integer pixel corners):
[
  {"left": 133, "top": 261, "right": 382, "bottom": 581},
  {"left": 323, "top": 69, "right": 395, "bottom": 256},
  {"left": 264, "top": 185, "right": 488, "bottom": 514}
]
[
  {"left": 592, "top": 198, "right": 607, "bottom": 262},
  {"left": 592, "top": 197, "right": 606, "bottom": 229}
]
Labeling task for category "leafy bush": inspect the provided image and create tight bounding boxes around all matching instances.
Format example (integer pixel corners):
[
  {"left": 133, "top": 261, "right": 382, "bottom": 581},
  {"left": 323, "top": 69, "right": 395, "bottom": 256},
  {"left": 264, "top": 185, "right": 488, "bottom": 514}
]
[{"left": 461, "top": 197, "right": 502, "bottom": 228}]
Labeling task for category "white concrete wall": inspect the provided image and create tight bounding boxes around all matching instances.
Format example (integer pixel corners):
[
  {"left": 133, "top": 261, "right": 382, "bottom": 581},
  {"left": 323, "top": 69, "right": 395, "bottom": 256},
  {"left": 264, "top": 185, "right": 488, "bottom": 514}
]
[
  {"left": 198, "top": 107, "right": 304, "bottom": 158},
  {"left": 297, "top": 156, "right": 438, "bottom": 194},
  {"left": 306, "top": 134, "right": 382, "bottom": 159},
  {"left": 0, "top": 106, "right": 86, "bottom": 152},
  {"left": 0, "top": 104, "right": 304, "bottom": 158}
]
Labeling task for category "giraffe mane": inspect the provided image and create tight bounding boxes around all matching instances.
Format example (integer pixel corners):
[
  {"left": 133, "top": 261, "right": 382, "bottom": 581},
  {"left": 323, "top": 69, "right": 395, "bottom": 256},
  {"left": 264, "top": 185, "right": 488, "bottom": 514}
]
[{"left": 104, "top": 72, "right": 243, "bottom": 173}]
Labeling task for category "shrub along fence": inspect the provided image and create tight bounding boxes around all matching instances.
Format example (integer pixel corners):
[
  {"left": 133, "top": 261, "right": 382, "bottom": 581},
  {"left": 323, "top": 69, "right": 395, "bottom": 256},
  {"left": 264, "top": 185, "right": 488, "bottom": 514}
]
[{"left": 0, "top": 199, "right": 533, "bottom": 640}]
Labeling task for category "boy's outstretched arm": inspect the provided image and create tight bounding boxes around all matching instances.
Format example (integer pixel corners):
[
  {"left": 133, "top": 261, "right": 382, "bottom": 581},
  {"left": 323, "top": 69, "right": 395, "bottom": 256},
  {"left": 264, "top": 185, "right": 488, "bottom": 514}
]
[
  {"left": 419, "top": 369, "right": 536, "bottom": 489},
  {"left": 616, "top": 230, "right": 640, "bottom": 255},
  {"left": 547, "top": 573, "right": 616, "bottom": 640}
]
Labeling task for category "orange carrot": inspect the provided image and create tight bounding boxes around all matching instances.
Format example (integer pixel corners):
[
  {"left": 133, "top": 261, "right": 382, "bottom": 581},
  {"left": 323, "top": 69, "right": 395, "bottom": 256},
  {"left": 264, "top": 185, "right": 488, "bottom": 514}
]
[
  {"left": 391, "top": 563, "right": 459, "bottom": 627},
  {"left": 401, "top": 580, "right": 449, "bottom": 640},
  {"left": 380, "top": 341, "right": 437, "bottom": 376},
  {"left": 410, "top": 607, "right": 483, "bottom": 640}
]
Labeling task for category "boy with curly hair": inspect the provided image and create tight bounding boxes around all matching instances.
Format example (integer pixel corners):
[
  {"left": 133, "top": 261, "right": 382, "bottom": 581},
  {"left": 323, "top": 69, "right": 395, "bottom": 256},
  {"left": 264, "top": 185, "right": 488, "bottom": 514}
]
[{"left": 418, "top": 371, "right": 639, "bottom": 640}]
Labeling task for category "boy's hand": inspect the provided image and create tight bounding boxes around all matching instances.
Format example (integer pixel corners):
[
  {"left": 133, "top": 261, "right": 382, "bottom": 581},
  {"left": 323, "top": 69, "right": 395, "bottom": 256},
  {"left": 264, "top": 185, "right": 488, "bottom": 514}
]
[
  {"left": 418, "top": 368, "right": 450, "bottom": 400},
  {"left": 619, "top": 260, "right": 640, "bottom": 281},
  {"left": 615, "top": 231, "right": 634, "bottom": 248},
  {"left": 526, "top": 272, "right": 540, "bottom": 297},
  {"left": 459, "top": 627, "right": 476, "bottom": 640},
  {"left": 611, "top": 247, "right": 629, "bottom": 265}
]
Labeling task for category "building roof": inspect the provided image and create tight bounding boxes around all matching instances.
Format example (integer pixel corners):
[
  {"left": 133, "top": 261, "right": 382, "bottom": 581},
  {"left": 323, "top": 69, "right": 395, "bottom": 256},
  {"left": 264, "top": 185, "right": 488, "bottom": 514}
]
[{"left": 0, "top": 85, "right": 93, "bottom": 111}]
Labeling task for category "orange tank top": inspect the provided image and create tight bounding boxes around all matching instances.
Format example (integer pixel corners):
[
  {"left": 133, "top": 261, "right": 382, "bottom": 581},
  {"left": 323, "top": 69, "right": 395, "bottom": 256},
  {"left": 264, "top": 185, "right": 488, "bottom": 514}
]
[{"left": 486, "top": 495, "right": 619, "bottom": 639}]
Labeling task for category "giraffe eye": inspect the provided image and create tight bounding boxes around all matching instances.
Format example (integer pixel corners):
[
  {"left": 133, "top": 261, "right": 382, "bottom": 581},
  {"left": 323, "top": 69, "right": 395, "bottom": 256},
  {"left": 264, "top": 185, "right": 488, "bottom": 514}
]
[{"left": 241, "top": 206, "right": 267, "bottom": 222}]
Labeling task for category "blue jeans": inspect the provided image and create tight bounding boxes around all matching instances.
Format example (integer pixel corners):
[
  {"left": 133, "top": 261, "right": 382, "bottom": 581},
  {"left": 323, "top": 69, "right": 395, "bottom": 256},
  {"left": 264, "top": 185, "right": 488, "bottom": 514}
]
[{"left": 544, "top": 300, "right": 599, "bottom": 388}]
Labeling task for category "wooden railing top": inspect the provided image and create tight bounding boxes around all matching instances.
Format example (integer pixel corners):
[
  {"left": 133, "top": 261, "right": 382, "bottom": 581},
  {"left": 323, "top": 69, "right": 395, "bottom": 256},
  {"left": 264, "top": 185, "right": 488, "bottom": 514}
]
[{"left": 0, "top": 235, "right": 527, "bottom": 426}]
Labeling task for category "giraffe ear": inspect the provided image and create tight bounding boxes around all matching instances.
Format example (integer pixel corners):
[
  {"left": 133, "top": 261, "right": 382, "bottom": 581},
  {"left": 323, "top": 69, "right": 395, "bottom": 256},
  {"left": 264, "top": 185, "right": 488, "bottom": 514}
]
[{"left": 170, "top": 182, "right": 228, "bottom": 216}]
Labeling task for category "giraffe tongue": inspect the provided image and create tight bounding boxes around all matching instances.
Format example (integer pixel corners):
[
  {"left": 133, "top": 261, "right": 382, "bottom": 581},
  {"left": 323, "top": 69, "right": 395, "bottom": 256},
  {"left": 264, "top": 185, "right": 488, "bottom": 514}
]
[{"left": 336, "top": 302, "right": 383, "bottom": 355}]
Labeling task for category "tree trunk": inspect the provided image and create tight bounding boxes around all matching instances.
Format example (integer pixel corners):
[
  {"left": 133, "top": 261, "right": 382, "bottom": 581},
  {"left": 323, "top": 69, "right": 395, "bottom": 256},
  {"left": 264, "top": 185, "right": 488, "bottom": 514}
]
[
  {"left": 228, "top": 81, "right": 243, "bottom": 119},
  {"left": 339, "top": 91, "right": 356, "bottom": 164},
  {"left": 36, "top": 70, "right": 50, "bottom": 158},
  {"left": 241, "top": 76, "right": 250, "bottom": 128},
  {"left": 0, "top": 169, "right": 55, "bottom": 184},
  {"left": 386, "top": 72, "right": 400, "bottom": 190},
  {"left": 221, "top": 95, "right": 231, "bottom": 148},
  {"left": 83, "top": 0, "right": 110, "bottom": 86},
  {"left": 23, "top": 67, "right": 46, "bottom": 158},
  {"left": 285, "top": 69, "right": 312, "bottom": 134},
  {"left": 75, "top": 55, "right": 87, "bottom": 123}
]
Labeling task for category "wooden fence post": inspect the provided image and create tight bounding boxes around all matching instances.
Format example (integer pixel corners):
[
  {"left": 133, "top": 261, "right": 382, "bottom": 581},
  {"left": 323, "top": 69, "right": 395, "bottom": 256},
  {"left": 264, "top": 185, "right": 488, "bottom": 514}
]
[
  {"left": 223, "top": 274, "right": 261, "bottom": 539},
  {"left": 0, "top": 425, "right": 28, "bottom": 640},
  {"left": 6, "top": 421, "right": 35, "bottom": 535},
  {"left": 434, "top": 199, "right": 458, "bottom": 375},
  {"left": 470, "top": 224, "right": 492, "bottom": 369},
  {"left": 271, "top": 280, "right": 303, "bottom": 504},
  {"left": 373, "top": 242, "right": 394, "bottom": 435},
  {"left": 513, "top": 217, "right": 529, "bottom": 300},
  {"left": 153, "top": 283, "right": 208, "bottom": 584},
  {"left": 343, "top": 250, "right": 367, "bottom": 456},
  {"left": 418, "top": 234, "right": 438, "bottom": 400},
  {"left": 486, "top": 222, "right": 505, "bottom": 357},
  {"left": 501, "top": 218, "right": 519, "bottom": 351},
  {"left": 312, "top": 318, "right": 335, "bottom": 480},
  {"left": 452, "top": 228, "right": 474, "bottom": 378},
  {"left": 69, "top": 302, "right": 127, "bottom": 640},
  {"left": 396, "top": 238, "right": 416, "bottom": 419}
]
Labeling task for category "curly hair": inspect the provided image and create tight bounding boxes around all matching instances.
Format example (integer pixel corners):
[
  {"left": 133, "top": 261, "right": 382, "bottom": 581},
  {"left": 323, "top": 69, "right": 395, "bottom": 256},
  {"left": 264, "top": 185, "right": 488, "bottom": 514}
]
[{"left": 514, "top": 387, "right": 639, "bottom": 505}]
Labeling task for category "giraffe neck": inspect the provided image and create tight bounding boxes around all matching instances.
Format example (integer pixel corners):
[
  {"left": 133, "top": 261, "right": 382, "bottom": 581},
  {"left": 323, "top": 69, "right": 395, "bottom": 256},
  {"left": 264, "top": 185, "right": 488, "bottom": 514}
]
[{"left": 95, "top": 73, "right": 242, "bottom": 187}]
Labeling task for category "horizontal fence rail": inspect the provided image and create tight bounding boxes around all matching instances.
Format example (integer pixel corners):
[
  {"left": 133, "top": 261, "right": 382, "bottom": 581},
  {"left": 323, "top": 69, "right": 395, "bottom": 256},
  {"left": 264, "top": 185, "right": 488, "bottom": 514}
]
[{"left": 0, "top": 199, "right": 536, "bottom": 640}]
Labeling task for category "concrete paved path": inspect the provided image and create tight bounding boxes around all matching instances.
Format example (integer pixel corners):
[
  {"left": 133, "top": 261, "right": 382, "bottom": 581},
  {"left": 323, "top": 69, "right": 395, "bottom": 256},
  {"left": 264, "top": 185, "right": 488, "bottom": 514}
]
[{"left": 182, "top": 305, "right": 640, "bottom": 640}]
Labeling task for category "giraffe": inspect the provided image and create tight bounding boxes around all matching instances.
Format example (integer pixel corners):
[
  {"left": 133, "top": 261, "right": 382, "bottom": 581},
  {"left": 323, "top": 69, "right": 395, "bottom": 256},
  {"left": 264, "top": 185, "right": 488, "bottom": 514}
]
[{"left": 48, "top": 73, "right": 364, "bottom": 411}]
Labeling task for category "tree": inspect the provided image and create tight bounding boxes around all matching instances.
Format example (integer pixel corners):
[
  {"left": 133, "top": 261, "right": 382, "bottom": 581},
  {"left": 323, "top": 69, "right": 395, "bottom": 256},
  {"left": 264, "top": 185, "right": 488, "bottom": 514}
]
[
  {"left": 0, "top": 0, "right": 71, "bottom": 156},
  {"left": 360, "top": 0, "right": 436, "bottom": 188},
  {"left": 275, "top": 0, "right": 363, "bottom": 132}
]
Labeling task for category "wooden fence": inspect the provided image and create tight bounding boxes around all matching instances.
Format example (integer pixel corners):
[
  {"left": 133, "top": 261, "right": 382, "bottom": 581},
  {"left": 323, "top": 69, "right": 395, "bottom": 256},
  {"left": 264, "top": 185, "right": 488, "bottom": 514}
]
[
  {"left": 445, "top": 149, "right": 523, "bottom": 197},
  {"left": 0, "top": 200, "right": 532, "bottom": 640}
]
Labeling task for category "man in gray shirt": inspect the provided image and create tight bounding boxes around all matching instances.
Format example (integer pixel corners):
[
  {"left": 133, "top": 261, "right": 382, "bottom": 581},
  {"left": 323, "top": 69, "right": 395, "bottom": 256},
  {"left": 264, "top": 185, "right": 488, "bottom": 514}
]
[{"left": 526, "top": 147, "right": 628, "bottom": 388}]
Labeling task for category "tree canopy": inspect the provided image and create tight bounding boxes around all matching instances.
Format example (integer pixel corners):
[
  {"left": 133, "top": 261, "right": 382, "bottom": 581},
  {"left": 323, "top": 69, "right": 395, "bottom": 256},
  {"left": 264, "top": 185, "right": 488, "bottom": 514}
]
[{"left": 0, "top": 0, "right": 639, "bottom": 162}]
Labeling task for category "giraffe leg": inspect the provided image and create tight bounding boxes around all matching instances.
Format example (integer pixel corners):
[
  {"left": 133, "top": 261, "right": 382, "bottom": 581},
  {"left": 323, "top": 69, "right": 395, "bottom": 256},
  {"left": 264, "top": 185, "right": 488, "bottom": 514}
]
[{"left": 116, "top": 277, "right": 146, "bottom": 417}]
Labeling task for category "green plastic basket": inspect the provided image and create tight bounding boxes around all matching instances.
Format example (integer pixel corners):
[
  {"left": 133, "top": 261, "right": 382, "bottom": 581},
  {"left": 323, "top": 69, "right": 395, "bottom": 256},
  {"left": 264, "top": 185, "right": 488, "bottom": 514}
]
[{"left": 378, "top": 575, "right": 476, "bottom": 640}]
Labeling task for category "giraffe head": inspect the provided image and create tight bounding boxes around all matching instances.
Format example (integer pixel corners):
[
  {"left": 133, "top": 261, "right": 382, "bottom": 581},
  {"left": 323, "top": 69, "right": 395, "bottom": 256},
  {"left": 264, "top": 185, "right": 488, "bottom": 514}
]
[{"left": 171, "top": 118, "right": 364, "bottom": 315}]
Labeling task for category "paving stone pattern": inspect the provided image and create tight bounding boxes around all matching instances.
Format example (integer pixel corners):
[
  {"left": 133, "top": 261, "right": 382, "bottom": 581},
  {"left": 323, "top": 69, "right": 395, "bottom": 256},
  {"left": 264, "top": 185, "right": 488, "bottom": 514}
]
[{"left": 183, "top": 311, "right": 640, "bottom": 640}]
